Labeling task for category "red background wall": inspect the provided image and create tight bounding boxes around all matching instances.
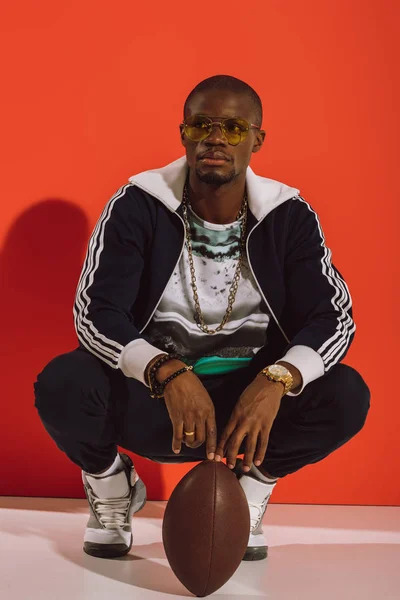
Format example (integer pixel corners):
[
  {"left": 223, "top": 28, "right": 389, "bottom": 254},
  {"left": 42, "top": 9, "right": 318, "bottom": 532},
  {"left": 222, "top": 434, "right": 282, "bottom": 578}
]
[{"left": 1, "top": 1, "right": 398, "bottom": 505}]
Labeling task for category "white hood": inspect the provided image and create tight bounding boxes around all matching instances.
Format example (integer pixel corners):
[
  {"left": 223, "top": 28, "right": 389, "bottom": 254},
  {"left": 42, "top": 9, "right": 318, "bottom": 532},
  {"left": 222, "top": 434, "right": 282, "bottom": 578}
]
[{"left": 129, "top": 155, "right": 300, "bottom": 221}]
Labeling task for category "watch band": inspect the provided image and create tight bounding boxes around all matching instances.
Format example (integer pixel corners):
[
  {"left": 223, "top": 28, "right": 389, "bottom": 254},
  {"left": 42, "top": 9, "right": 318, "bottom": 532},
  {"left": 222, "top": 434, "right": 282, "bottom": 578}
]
[{"left": 259, "top": 364, "right": 294, "bottom": 395}]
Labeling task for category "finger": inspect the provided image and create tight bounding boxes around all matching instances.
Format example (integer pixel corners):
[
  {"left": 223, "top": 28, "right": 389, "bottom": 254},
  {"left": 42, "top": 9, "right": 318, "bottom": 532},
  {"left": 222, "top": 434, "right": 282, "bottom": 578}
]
[
  {"left": 242, "top": 431, "right": 259, "bottom": 472},
  {"left": 206, "top": 416, "right": 217, "bottom": 460},
  {"left": 254, "top": 428, "right": 270, "bottom": 467},
  {"left": 191, "top": 420, "right": 205, "bottom": 449},
  {"left": 215, "top": 420, "right": 236, "bottom": 462},
  {"left": 225, "top": 429, "right": 247, "bottom": 469},
  {"left": 172, "top": 420, "right": 184, "bottom": 454},
  {"left": 183, "top": 423, "right": 196, "bottom": 447}
]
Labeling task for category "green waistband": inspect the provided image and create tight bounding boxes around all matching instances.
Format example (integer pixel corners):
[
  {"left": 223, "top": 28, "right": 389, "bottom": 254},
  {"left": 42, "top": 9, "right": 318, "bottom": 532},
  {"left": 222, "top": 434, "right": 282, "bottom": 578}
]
[{"left": 182, "top": 355, "right": 252, "bottom": 375}]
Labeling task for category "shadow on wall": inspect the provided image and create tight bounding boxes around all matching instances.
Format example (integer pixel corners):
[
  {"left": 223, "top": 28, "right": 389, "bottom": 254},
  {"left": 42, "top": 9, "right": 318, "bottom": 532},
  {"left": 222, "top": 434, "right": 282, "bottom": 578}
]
[{"left": 0, "top": 200, "right": 164, "bottom": 499}]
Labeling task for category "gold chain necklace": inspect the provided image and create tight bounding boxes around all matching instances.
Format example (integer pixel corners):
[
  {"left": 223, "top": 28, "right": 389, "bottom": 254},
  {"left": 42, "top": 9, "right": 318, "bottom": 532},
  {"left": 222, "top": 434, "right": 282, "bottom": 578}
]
[{"left": 181, "top": 183, "right": 248, "bottom": 335}]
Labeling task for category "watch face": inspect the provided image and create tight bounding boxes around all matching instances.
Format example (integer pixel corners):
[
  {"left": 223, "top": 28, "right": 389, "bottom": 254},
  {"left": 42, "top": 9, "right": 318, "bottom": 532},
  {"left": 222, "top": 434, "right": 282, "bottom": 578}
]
[{"left": 269, "top": 364, "right": 289, "bottom": 377}]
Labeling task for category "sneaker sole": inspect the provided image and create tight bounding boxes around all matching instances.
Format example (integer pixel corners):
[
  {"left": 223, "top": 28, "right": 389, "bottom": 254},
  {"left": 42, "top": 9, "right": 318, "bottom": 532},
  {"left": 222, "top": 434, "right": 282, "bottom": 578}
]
[
  {"left": 83, "top": 536, "right": 133, "bottom": 559},
  {"left": 83, "top": 477, "right": 147, "bottom": 559},
  {"left": 242, "top": 546, "right": 268, "bottom": 561}
]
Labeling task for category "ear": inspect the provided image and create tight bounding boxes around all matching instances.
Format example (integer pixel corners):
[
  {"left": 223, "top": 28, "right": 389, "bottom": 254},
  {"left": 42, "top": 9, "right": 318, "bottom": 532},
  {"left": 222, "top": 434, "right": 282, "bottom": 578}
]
[{"left": 252, "top": 129, "right": 266, "bottom": 154}]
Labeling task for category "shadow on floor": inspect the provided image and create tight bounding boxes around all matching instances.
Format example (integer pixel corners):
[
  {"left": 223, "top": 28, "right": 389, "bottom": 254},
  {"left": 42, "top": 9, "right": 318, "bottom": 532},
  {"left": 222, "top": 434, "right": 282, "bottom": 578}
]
[{"left": 1, "top": 499, "right": 400, "bottom": 597}]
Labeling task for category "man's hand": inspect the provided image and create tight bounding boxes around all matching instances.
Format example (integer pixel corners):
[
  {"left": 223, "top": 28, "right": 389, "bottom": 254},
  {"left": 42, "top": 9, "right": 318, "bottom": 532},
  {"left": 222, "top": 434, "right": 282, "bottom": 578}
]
[
  {"left": 214, "top": 375, "right": 284, "bottom": 472},
  {"left": 157, "top": 360, "right": 217, "bottom": 460}
]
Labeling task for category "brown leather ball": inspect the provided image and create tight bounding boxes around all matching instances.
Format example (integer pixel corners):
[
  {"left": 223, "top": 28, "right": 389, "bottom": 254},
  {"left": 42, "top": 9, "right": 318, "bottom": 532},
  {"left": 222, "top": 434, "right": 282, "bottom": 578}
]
[{"left": 162, "top": 460, "right": 250, "bottom": 597}]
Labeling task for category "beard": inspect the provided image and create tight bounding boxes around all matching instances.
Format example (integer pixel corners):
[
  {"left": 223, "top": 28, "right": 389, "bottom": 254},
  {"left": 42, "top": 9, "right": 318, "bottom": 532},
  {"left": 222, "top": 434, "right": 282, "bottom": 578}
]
[{"left": 195, "top": 164, "right": 236, "bottom": 186}]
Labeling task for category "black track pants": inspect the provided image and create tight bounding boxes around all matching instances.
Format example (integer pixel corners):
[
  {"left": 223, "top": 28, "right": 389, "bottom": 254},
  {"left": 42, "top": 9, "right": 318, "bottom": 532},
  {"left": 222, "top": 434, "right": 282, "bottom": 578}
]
[{"left": 34, "top": 347, "right": 370, "bottom": 478}]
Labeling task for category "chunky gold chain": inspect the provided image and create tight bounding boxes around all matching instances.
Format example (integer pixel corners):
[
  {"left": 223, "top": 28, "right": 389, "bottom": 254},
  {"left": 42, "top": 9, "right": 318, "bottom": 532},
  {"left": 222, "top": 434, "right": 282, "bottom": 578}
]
[{"left": 181, "top": 183, "right": 248, "bottom": 335}]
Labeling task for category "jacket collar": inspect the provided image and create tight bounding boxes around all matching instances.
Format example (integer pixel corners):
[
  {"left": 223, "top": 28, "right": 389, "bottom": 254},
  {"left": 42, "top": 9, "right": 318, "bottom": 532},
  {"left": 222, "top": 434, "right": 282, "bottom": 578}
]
[{"left": 129, "top": 155, "right": 299, "bottom": 222}]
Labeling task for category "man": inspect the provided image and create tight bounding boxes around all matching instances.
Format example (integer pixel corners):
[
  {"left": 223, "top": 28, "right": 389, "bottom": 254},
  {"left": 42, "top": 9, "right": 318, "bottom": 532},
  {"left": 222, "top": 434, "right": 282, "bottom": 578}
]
[{"left": 34, "top": 75, "right": 370, "bottom": 562}]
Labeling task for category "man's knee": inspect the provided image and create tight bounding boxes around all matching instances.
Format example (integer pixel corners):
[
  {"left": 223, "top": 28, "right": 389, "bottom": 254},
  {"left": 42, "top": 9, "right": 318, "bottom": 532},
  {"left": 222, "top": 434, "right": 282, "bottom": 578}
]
[
  {"left": 34, "top": 349, "right": 110, "bottom": 424},
  {"left": 327, "top": 363, "right": 370, "bottom": 440}
]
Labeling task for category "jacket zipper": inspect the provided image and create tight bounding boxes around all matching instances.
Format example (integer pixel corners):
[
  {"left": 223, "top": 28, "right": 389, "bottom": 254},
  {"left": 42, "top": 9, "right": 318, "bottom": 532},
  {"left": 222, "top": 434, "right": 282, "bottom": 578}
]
[
  {"left": 246, "top": 220, "right": 291, "bottom": 345},
  {"left": 134, "top": 182, "right": 290, "bottom": 344}
]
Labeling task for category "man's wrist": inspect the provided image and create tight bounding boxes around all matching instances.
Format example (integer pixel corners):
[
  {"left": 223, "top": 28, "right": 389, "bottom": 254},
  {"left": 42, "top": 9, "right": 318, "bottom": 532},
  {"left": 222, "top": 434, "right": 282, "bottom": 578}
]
[
  {"left": 145, "top": 353, "right": 168, "bottom": 386},
  {"left": 276, "top": 360, "right": 303, "bottom": 394},
  {"left": 155, "top": 359, "right": 188, "bottom": 383},
  {"left": 256, "top": 361, "right": 303, "bottom": 395},
  {"left": 256, "top": 373, "right": 286, "bottom": 393}
]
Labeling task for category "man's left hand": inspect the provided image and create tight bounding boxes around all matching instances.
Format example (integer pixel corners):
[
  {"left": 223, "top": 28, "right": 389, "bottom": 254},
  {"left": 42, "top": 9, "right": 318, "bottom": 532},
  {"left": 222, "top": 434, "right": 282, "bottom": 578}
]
[{"left": 214, "top": 375, "right": 284, "bottom": 472}]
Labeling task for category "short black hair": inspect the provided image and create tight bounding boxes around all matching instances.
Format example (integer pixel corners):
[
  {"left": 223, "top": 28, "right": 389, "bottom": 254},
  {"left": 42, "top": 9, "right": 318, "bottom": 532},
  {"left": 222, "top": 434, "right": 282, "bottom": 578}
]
[{"left": 183, "top": 74, "right": 263, "bottom": 127}]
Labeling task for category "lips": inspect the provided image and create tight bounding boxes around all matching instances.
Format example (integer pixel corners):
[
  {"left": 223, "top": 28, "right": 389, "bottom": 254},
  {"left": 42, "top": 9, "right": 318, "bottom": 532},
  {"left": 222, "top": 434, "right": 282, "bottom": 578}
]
[
  {"left": 198, "top": 152, "right": 230, "bottom": 167},
  {"left": 199, "top": 151, "right": 230, "bottom": 161}
]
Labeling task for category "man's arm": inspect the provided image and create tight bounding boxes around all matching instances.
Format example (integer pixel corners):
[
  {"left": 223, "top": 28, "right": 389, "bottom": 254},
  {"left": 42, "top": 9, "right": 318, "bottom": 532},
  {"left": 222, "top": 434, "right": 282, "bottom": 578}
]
[
  {"left": 73, "top": 183, "right": 165, "bottom": 384},
  {"left": 271, "top": 195, "right": 355, "bottom": 396}
]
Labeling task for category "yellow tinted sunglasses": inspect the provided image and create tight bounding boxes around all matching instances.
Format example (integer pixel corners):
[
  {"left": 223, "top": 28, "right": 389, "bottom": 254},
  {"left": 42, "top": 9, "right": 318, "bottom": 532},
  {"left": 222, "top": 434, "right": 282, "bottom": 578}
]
[{"left": 182, "top": 114, "right": 260, "bottom": 146}]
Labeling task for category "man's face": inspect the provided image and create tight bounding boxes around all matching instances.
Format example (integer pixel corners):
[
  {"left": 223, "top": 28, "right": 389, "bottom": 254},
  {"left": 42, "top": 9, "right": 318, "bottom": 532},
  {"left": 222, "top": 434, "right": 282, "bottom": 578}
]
[{"left": 180, "top": 90, "right": 265, "bottom": 186}]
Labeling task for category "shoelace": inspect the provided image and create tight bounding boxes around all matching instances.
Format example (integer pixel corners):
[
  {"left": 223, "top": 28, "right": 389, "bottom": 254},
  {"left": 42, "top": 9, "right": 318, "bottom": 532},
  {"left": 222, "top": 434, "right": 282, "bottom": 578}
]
[
  {"left": 92, "top": 495, "right": 131, "bottom": 529},
  {"left": 248, "top": 494, "right": 270, "bottom": 531}
]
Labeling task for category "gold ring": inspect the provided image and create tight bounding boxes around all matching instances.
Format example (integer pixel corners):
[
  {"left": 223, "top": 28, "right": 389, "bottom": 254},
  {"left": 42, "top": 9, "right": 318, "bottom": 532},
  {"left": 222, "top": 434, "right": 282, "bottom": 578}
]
[{"left": 184, "top": 431, "right": 195, "bottom": 436}]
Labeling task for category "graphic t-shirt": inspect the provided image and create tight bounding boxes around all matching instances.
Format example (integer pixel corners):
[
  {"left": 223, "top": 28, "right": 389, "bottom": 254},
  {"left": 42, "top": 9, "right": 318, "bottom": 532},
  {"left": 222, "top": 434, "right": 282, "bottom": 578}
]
[{"left": 143, "top": 206, "right": 271, "bottom": 375}]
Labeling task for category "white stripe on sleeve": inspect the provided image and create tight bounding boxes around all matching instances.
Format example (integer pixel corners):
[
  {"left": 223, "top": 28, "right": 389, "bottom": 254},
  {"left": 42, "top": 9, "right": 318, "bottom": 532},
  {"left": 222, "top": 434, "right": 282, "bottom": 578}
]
[
  {"left": 297, "top": 197, "right": 355, "bottom": 371},
  {"left": 73, "top": 184, "right": 134, "bottom": 366}
]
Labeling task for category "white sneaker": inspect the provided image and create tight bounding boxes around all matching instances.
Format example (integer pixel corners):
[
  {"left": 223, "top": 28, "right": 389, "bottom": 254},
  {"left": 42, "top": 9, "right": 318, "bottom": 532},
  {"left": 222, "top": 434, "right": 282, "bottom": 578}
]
[
  {"left": 82, "top": 453, "right": 146, "bottom": 558},
  {"left": 234, "top": 459, "right": 276, "bottom": 561}
]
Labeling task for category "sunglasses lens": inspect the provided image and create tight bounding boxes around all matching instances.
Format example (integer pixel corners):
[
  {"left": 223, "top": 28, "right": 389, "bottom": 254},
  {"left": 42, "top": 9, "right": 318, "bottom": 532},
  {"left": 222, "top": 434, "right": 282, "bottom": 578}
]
[
  {"left": 184, "top": 115, "right": 211, "bottom": 141},
  {"left": 183, "top": 115, "right": 251, "bottom": 145},
  {"left": 223, "top": 118, "right": 248, "bottom": 145}
]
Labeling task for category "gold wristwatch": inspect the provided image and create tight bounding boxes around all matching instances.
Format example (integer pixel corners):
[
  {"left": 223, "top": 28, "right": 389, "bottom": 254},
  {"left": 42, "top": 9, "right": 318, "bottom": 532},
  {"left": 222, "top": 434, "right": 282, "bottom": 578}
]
[{"left": 258, "top": 364, "right": 294, "bottom": 395}]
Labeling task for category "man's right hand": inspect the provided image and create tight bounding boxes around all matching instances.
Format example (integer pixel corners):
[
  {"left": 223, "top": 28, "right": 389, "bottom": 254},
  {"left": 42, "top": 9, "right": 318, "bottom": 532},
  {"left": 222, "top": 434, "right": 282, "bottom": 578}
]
[{"left": 155, "top": 359, "right": 217, "bottom": 460}]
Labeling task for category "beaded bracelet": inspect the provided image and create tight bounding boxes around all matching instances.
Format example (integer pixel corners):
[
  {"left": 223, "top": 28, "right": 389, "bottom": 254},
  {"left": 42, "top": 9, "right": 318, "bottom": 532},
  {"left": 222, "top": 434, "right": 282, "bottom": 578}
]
[
  {"left": 147, "top": 352, "right": 180, "bottom": 385},
  {"left": 147, "top": 352, "right": 180, "bottom": 396},
  {"left": 149, "top": 365, "right": 194, "bottom": 399},
  {"left": 146, "top": 353, "right": 171, "bottom": 386}
]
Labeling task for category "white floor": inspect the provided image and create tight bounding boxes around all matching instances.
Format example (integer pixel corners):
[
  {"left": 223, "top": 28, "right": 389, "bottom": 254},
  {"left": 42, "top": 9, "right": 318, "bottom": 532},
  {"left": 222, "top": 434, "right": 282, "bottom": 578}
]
[{"left": 0, "top": 498, "right": 399, "bottom": 600}]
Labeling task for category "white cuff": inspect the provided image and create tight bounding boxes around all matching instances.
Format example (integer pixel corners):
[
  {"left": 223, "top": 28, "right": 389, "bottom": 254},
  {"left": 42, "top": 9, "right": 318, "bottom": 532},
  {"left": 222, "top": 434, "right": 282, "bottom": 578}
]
[
  {"left": 118, "top": 339, "right": 167, "bottom": 386},
  {"left": 277, "top": 345, "right": 325, "bottom": 396}
]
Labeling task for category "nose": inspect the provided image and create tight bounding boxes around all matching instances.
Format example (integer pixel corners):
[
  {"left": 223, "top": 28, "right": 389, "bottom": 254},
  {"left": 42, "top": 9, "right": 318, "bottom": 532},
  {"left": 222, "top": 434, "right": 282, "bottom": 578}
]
[{"left": 205, "top": 121, "right": 228, "bottom": 145}]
